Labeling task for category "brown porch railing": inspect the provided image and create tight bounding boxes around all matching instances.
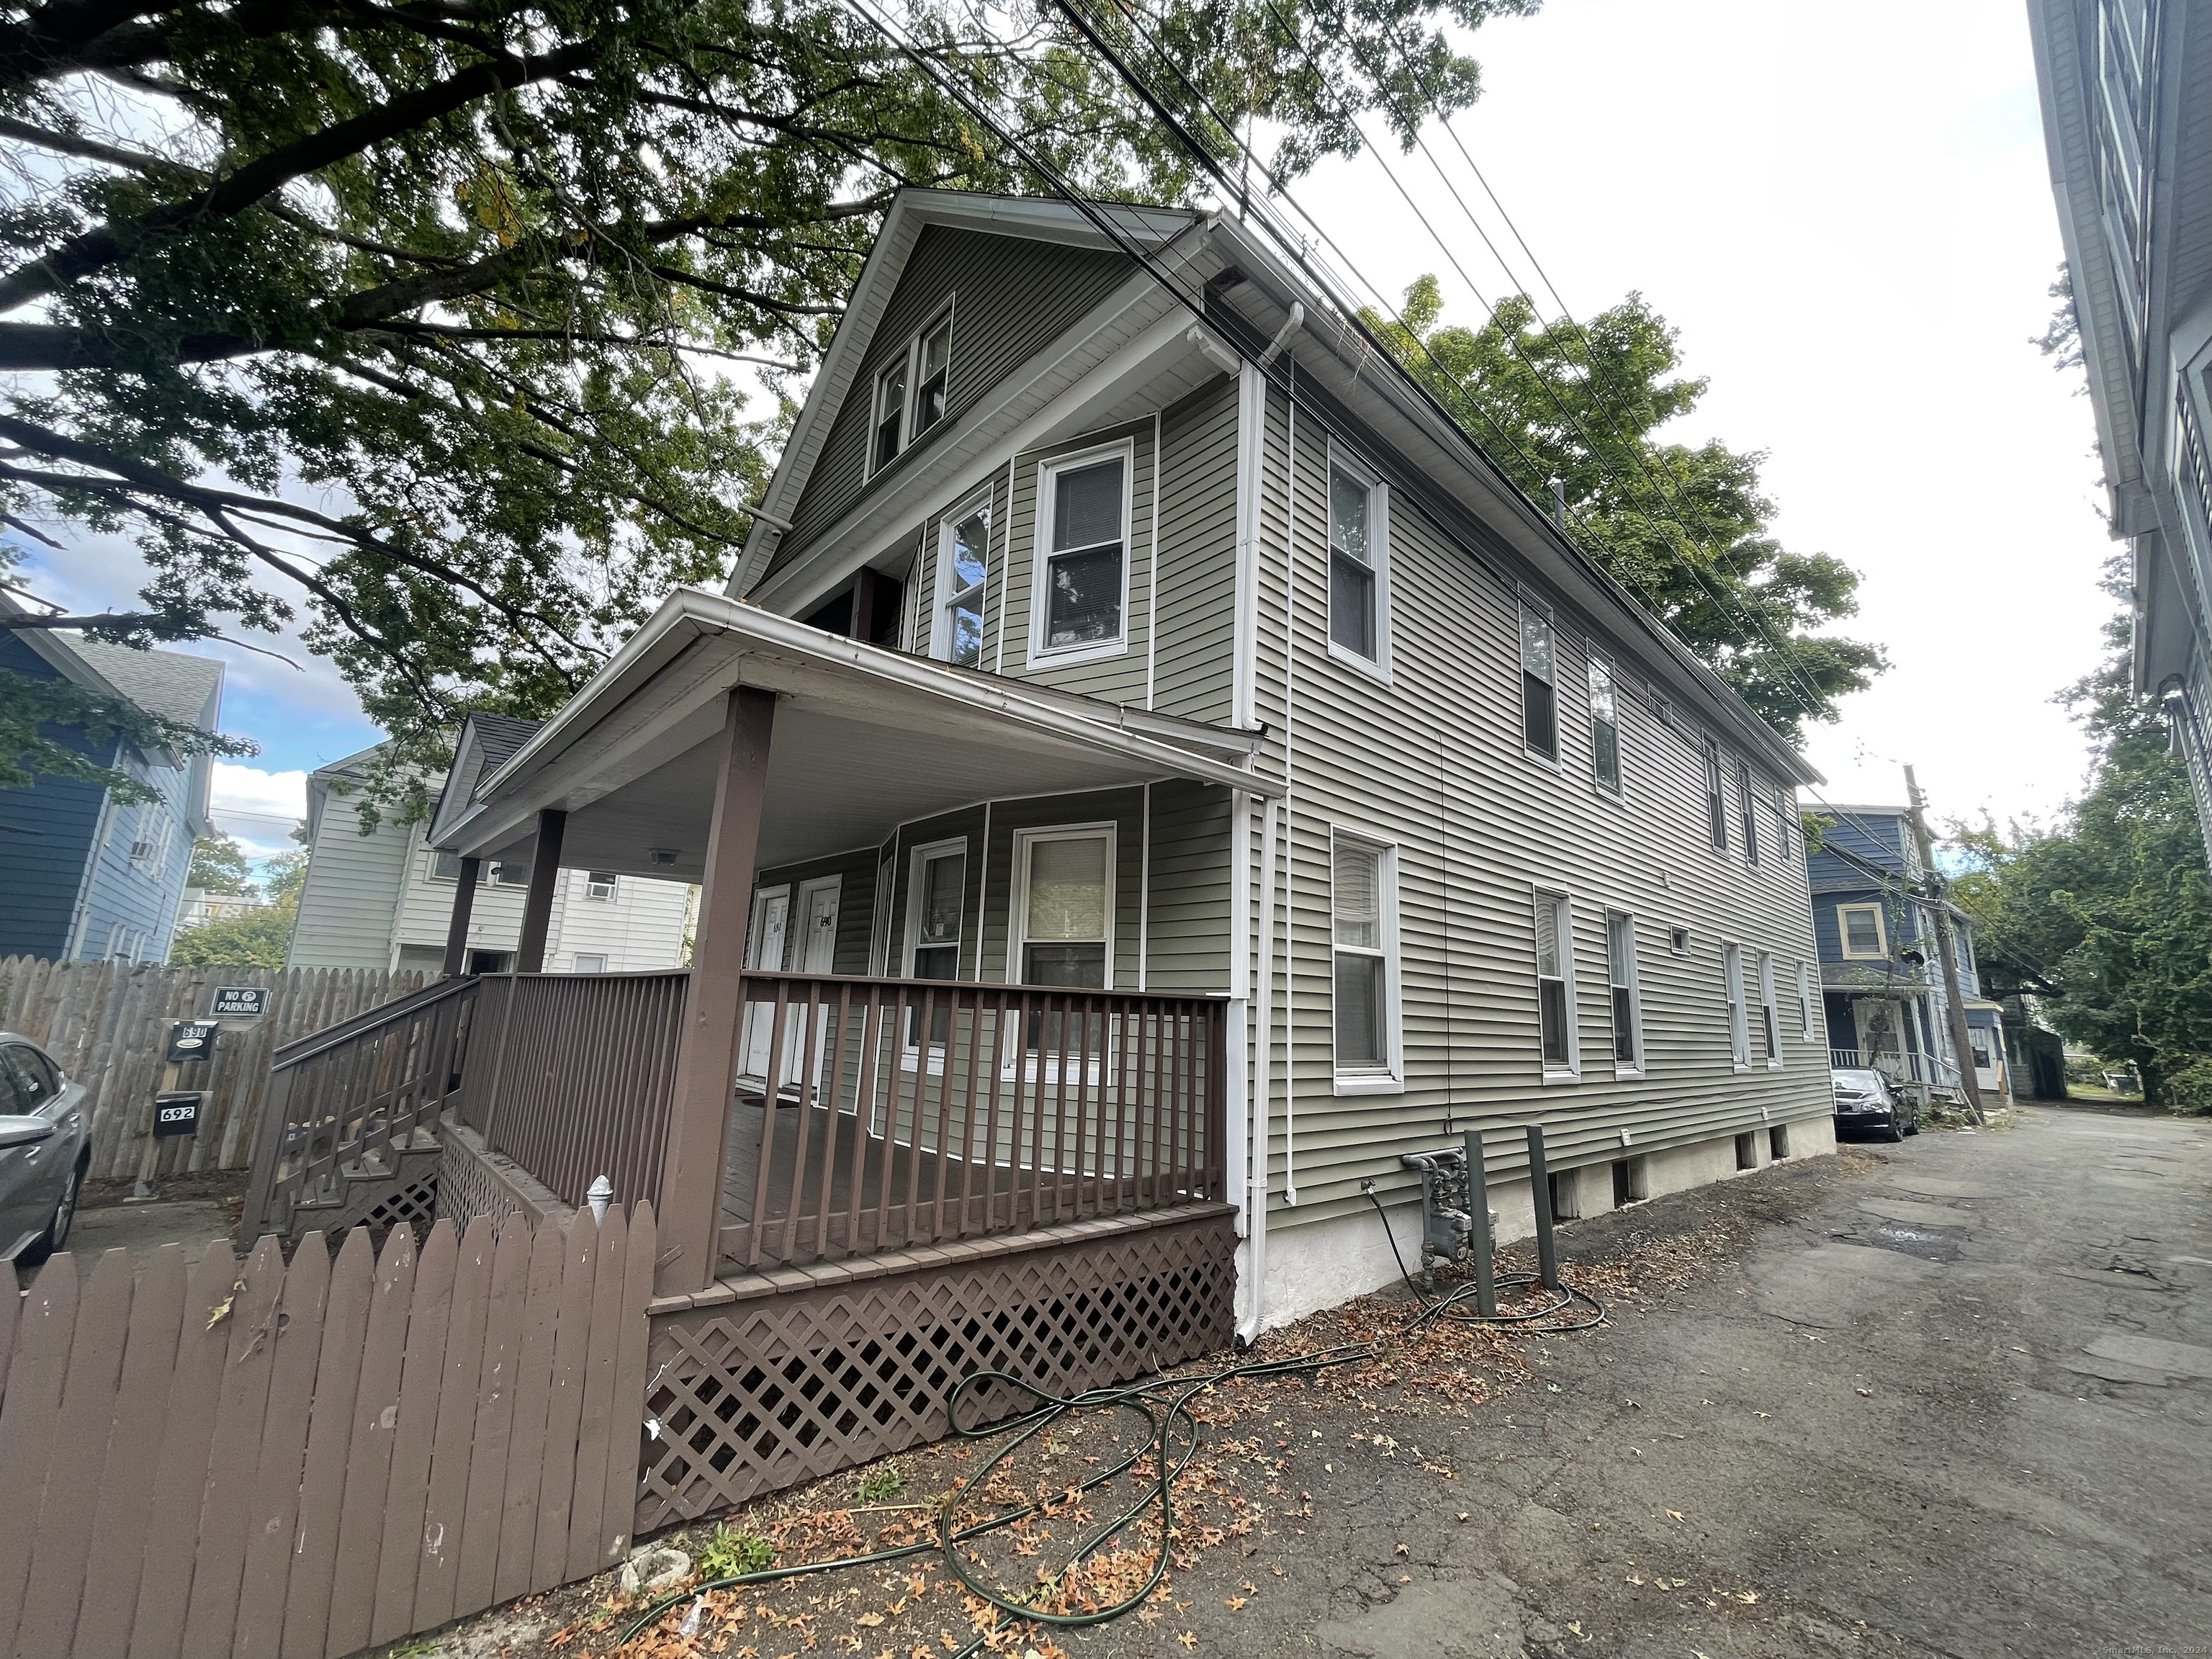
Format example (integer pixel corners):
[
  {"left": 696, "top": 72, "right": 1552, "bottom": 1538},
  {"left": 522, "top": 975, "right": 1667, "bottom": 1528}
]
[
  {"left": 455, "top": 970, "right": 691, "bottom": 1213},
  {"left": 717, "top": 973, "right": 1227, "bottom": 1272},
  {"left": 235, "top": 974, "right": 481, "bottom": 1244}
]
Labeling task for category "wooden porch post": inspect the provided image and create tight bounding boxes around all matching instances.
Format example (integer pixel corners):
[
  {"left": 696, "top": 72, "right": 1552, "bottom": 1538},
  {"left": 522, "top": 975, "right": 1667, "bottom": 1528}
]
[
  {"left": 657, "top": 685, "right": 775, "bottom": 1295},
  {"left": 516, "top": 808, "right": 567, "bottom": 974},
  {"left": 441, "top": 857, "right": 482, "bottom": 976}
]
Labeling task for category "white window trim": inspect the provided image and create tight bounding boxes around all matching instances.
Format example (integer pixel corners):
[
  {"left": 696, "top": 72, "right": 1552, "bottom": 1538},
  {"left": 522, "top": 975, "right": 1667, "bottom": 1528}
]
[
  {"left": 864, "top": 302, "right": 955, "bottom": 480},
  {"left": 1587, "top": 646, "right": 1624, "bottom": 801},
  {"left": 571, "top": 953, "right": 608, "bottom": 973},
  {"left": 1738, "top": 760, "right": 1762, "bottom": 868},
  {"left": 1535, "top": 888, "right": 1581, "bottom": 1084},
  {"left": 1797, "top": 961, "right": 1815, "bottom": 1040},
  {"left": 902, "top": 836, "right": 971, "bottom": 979},
  {"left": 1837, "top": 903, "right": 1888, "bottom": 960},
  {"left": 1518, "top": 590, "right": 1563, "bottom": 771},
  {"left": 1007, "top": 822, "right": 1118, "bottom": 989},
  {"left": 1701, "top": 737, "right": 1729, "bottom": 854},
  {"left": 929, "top": 488, "right": 994, "bottom": 665},
  {"left": 1330, "top": 830, "right": 1403, "bottom": 1094},
  {"left": 1757, "top": 951, "right": 1782, "bottom": 1068},
  {"left": 1323, "top": 446, "right": 1392, "bottom": 683},
  {"left": 584, "top": 871, "right": 618, "bottom": 901},
  {"left": 1026, "top": 439, "right": 1137, "bottom": 670},
  {"left": 1724, "top": 942, "right": 1750, "bottom": 1071},
  {"left": 1606, "top": 909, "right": 1645, "bottom": 1079}
]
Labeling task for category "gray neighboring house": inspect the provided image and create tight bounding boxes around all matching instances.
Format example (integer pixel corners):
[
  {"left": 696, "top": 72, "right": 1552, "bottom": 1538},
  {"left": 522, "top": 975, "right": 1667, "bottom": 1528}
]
[
  {"left": 2030, "top": 0, "right": 2212, "bottom": 858},
  {"left": 289, "top": 721, "right": 691, "bottom": 975},
  {"left": 429, "top": 189, "right": 1838, "bottom": 1336}
]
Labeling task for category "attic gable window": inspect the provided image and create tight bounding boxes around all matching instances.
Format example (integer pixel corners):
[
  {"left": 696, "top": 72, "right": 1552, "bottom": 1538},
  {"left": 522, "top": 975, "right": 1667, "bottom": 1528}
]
[{"left": 870, "top": 308, "right": 953, "bottom": 476}]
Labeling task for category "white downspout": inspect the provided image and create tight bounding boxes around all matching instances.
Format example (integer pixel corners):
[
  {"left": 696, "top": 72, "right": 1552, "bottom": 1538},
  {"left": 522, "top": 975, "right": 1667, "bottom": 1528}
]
[
  {"left": 1247, "top": 793, "right": 1279, "bottom": 1339},
  {"left": 1226, "top": 786, "right": 1252, "bottom": 1339}
]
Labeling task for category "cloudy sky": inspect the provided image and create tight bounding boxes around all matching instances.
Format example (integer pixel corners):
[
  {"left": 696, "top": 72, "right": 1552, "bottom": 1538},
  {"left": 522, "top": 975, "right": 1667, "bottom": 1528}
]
[{"left": 24, "top": 0, "right": 2108, "bottom": 848}]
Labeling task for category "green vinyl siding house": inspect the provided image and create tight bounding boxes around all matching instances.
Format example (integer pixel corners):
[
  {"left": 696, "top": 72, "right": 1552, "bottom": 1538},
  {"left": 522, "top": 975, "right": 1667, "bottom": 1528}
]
[{"left": 272, "top": 189, "right": 1838, "bottom": 1512}]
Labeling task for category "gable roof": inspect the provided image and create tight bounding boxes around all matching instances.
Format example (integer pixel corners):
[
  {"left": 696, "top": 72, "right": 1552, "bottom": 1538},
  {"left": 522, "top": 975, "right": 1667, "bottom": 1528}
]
[
  {"left": 67, "top": 636, "right": 222, "bottom": 729},
  {"left": 733, "top": 188, "right": 1821, "bottom": 786}
]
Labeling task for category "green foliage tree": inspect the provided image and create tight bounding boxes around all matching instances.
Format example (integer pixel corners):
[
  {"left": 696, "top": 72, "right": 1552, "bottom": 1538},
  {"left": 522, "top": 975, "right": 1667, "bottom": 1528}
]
[
  {"left": 260, "top": 845, "right": 309, "bottom": 906},
  {"left": 1950, "top": 579, "right": 2212, "bottom": 1112},
  {"left": 0, "top": 0, "right": 1522, "bottom": 822},
  {"left": 187, "top": 832, "right": 252, "bottom": 894},
  {"left": 1364, "top": 278, "right": 1884, "bottom": 741},
  {"left": 168, "top": 899, "right": 295, "bottom": 967}
]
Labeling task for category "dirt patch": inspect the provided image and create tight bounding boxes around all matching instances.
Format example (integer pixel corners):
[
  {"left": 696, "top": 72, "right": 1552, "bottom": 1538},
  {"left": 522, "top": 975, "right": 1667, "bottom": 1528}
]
[
  {"left": 395, "top": 1155, "right": 1866, "bottom": 1659},
  {"left": 80, "top": 1164, "right": 248, "bottom": 1216}
]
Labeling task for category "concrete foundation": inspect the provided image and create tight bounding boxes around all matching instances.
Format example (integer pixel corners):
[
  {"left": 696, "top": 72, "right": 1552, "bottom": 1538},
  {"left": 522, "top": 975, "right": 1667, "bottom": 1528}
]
[{"left": 1256, "top": 1114, "right": 1838, "bottom": 1332}]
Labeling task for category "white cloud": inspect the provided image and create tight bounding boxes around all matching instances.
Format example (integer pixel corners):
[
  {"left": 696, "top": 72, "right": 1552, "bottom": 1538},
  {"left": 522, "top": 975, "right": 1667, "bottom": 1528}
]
[{"left": 210, "top": 763, "right": 307, "bottom": 858}]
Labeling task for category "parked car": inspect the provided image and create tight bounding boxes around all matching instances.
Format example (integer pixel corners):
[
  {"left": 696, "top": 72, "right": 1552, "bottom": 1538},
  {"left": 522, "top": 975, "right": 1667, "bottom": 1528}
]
[
  {"left": 1831, "top": 1066, "right": 1918, "bottom": 1142},
  {"left": 0, "top": 1034, "right": 89, "bottom": 1266}
]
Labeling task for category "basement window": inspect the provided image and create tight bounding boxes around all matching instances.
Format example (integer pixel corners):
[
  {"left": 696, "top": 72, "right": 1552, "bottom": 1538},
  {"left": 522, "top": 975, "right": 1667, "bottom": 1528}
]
[
  {"left": 1735, "top": 1131, "right": 1758, "bottom": 1172},
  {"left": 1770, "top": 1124, "right": 1791, "bottom": 1160},
  {"left": 1611, "top": 1155, "right": 1648, "bottom": 1208},
  {"left": 1548, "top": 1167, "right": 1580, "bottom": 1221}
]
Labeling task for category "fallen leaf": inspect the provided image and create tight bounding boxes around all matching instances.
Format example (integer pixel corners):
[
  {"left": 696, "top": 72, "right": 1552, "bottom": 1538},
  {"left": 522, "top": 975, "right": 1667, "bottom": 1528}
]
[
  {"left": 1854, "top": 1388, "right": 1874, "bottom": 1398},
  {"left": 1665, "top": 1510, "right": 1686, "bottom": 1522},
  {"left": 1176, "top": 1634, "right": 1197, "bottom": 1650},
  {"left": 1736, "top": 1590, "right": 1761, "bottom": 1604}
]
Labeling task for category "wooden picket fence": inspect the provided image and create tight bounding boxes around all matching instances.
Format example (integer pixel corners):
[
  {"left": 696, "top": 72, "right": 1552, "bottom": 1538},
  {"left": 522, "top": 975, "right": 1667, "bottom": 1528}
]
[
  {"left": 0, "top": 958, "right": 425, "bottom": 1182},
  {"left": 0, "top": 1203, "right": 655, "bottom": 1659}
]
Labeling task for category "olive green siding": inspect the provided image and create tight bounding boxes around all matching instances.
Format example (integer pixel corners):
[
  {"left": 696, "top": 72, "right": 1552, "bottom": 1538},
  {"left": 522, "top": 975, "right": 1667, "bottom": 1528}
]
[
  {"left": 1247, "top": 379, "right": 1830, "bottom": 1233},
  {"left": 750, "top": 847, "right": 882, "bottom": 975},
  {"left": 1148, "top": 379, "right": 1241, "bottom": 724},
  {"left": 773, "top": 228, "right": 1134, "bottom": 572},
  {"left": 1141, "top": 778, "right": 1232, "bottom": 994}
]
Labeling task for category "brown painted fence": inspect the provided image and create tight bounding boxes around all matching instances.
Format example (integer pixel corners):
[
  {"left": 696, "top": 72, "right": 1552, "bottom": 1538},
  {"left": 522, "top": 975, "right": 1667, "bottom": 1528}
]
[
  {"left": 454, "top": 971, "right": 690, "bottom": 1218},
  {"left": 0, "top": 1202, "right": 655, "bottom": 1659},
  {"left": 0, "top": 958, "right": 425, "bottom": 1181},
  {"left": 720, "top": 973, "right": 1228, "bottom": 1272}
]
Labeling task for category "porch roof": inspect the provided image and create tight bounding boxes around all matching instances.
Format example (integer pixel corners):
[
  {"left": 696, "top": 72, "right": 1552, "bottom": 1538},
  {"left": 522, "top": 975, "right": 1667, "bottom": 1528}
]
[{"left": 428, "top": 588, "right": 1277, "bottom": 881}]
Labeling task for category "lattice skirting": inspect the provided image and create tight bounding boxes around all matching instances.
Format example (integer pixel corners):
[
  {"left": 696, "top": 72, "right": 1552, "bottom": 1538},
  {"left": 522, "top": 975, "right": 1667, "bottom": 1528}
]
[
  {"left": 637, "top": 1210, "right": 1236, "bottom": 1532},
  {"left": 436, "top": 1118, "right": 575, "bottom": 1234}
]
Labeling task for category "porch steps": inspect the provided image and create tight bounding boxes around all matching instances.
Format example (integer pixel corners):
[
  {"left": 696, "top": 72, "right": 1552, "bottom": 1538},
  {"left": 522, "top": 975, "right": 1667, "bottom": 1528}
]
[{"left": 287, "top": 1138, "right": 444, "bottom": 1235}]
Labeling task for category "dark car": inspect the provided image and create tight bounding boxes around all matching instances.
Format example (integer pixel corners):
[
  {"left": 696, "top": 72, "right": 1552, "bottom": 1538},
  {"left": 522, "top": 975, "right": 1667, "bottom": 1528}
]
[
  {"left": 0, "top": 1034, "right": 90, "bottom": 1267},
  {"left": 1831, "top": 1066, "right": 1919, "bottom": 1142}
]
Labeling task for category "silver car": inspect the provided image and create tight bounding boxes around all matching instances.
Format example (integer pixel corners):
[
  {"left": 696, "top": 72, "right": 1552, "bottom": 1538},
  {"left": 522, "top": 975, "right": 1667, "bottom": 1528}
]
[{"left": 0, "top": 1034, "right": 89, "bottom": 1266}]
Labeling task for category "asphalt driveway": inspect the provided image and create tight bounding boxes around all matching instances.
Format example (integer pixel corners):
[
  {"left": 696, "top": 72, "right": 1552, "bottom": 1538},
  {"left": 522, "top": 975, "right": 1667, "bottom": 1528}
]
[{"left": 1071, "top": 1105, "right": 2212, "bottom": 1659}]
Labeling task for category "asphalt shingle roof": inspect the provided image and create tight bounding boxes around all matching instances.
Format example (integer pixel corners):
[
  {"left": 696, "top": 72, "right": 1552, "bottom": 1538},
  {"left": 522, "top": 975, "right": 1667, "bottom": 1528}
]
[{"left": 66, "top": 637, "right": 222, "bottom": 729}]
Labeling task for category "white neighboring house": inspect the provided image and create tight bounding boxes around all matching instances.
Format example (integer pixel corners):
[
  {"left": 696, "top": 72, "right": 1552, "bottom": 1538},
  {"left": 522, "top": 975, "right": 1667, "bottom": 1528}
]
[
  {"left": 177, "top": 889, "right": 268, "bottom": 930},
  {"left": 288, "top": 729, "right": 693, "bottom": 975}
]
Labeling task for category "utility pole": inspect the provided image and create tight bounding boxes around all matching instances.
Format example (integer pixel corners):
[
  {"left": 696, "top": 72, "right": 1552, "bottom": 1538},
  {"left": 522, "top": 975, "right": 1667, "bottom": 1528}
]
[{"left": 1904, "top": 765, "right": 1985, "bottom": 1125}]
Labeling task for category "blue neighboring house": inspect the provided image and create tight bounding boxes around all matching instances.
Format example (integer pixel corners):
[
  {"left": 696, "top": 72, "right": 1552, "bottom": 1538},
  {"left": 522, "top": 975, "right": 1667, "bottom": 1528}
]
[
  {"left": 0, "top": 598, "right": 224, "bottom": 963},
  {"left": 1809, "top": 804, "right": 2008, "bottom": 1102}
]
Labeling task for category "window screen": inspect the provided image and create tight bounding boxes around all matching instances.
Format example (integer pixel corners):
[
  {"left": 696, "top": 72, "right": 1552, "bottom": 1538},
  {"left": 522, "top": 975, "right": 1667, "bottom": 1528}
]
[
  {"left": 912, "top": 849, "right": 966, "bottom": 981},
  {"left": 1588, "top": 655, "right": 1620, "bottom": 791},
  {"left": 1536, "top": 893, "right": 1572, "bottom": 1068},
  {"left": 1332, "top": 840, "right": 1388, "bottom": 1069},
  {"left": 1042, "top": 457, "right": 1125, "bottom": 649},
  {"left": 1021, "top": 835, "right": 1108, "bottom": 986},
  {"left": 1521, "top": 602, "right": 1557, "bottom": 758},
  {"left": 1328, "top": 468, "right": 1377, "bottom": 660}
]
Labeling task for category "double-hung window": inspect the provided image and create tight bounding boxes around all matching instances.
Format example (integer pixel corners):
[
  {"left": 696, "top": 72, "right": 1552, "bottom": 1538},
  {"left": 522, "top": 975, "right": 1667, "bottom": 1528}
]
[
  {"left": 1723, "top": 943, "right": 1750, "bottom": 1068},
  {"left": 1033, "top": 449, "right": 1129, "bottom": 661},
  {"left": 1606, "top": 911, "right": 1642, "bottom": 1073},
  {"left": 1520, "top": 598, "right": 1558, "bottom": 760},
  {"left": 1588, "top": 652, "right": 1621, "bottom": 793},
  {"left": 1327, "top": 461, "right": 1388, "bottom": 670},
  {"left": 1797, "top": 961, "right": 1815, "bottom": 1040},
  {"left": 1737, "top": 760, "right": 1761, "bottom": 866},
  {"left": 1838, "top": 904, "right": 1887, "bottom": 958},
  {"left": 1331, "top": 835, "right": 1398, "bottom": 1085},
  {"left": 1534, "top": 891, "right": 1578, "bottom": 1078},
  {"left": 907, "top": 842, "right": 967, "bottom": 981},
  {"left": 1756, "top": 951, "right": 1781, "bottom": 1065},
  {"left": 871, "top": 310, "right": 953, "bottom": 475},
  {"left": 935, "top": 498, "right": 989, "bottom": 667},
  {"left": 1701, "top": 739, "right": 1728, "bottom": 851},
  {"left": 1015, "top": 828, "right": 1112, "bottom": 988}
]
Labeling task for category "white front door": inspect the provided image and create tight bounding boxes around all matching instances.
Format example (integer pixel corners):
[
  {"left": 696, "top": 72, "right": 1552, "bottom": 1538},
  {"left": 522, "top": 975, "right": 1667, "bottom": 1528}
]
[
  {"left": 741, "top": 886, "right": 791, "bottom": 1078},
  {"left": 796, "top": 876, "right": 840, "bottom": 974}
]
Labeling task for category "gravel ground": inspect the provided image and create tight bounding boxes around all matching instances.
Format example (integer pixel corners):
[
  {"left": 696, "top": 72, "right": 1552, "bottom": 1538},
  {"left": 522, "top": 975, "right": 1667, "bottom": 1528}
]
[{"left": 413, "top": 1102, "right": 2212, "bottom": 1659}]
